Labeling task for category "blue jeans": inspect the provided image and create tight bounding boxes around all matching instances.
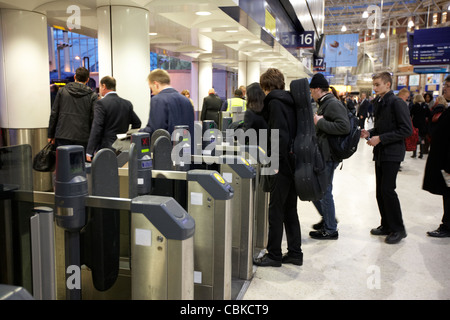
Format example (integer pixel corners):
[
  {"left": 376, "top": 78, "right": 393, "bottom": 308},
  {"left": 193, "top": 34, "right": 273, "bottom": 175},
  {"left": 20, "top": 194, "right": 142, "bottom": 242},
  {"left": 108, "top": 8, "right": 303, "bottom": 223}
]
[{"left": 312, "top": 161, "right": 339, "bottom": 233}]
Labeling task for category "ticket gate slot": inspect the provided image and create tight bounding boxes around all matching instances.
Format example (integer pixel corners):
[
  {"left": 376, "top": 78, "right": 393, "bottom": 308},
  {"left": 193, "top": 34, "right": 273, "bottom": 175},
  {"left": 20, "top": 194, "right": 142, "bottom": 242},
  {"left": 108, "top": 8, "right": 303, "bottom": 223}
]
[{"left": 129, "top": 133, "right": 152, "bottom": 198}]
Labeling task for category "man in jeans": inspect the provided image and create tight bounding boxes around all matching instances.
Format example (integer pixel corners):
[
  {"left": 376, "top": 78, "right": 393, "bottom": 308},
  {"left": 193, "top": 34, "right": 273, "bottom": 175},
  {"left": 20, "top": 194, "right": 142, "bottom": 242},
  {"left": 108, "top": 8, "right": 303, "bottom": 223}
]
[{"left": 310, "top": 73, "right": 350, "bottom": 240}]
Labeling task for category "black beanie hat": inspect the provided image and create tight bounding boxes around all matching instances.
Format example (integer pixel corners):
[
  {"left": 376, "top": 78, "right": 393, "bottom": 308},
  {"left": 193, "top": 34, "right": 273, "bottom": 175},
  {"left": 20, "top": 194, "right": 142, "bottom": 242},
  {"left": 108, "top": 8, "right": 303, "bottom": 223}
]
[{"left": 309, "top": 73, "right": 329, "bottom": 89}]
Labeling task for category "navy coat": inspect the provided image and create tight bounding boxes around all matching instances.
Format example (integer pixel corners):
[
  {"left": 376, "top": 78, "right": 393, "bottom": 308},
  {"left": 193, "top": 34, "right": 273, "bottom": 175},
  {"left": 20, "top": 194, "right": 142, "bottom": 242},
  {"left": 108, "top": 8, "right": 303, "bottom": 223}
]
[{"left": 141, "top": 88, "right": 195, "bottom": 140}]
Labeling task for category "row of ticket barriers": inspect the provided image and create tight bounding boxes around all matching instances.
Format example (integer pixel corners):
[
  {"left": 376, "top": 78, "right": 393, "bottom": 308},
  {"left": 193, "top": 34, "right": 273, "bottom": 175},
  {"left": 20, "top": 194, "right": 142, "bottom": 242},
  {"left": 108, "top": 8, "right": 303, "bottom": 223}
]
[{"left": 0, "top": 118, "right": 271, "bottom": 300}]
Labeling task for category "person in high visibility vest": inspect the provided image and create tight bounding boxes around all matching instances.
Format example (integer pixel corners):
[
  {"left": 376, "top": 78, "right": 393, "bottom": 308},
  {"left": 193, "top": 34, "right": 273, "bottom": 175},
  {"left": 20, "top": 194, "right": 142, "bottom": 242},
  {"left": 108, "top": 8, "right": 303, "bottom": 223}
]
[{"left": 222, "top": 89, "right": 247, "bottom": 113}]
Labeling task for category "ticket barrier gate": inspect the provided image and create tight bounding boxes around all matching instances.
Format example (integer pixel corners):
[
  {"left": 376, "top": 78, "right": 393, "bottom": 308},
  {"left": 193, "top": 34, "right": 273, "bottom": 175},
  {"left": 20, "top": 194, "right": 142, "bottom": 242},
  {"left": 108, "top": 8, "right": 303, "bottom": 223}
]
[
  {"left": 152, "top": 130, "right": 257, "bottom": 283},
  {"left": 0, "top": 144, "right": 195, "bottom": 300},
  {"left": 123, "top": 132, "right": 235, "bottom": 300}
]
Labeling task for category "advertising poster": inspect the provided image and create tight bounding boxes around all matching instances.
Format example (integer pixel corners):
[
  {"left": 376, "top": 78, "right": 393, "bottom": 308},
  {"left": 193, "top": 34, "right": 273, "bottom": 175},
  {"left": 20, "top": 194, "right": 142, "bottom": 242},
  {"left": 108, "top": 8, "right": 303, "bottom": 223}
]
[{"left": 324, "top": 33, "right": 359, "bottom": 67}]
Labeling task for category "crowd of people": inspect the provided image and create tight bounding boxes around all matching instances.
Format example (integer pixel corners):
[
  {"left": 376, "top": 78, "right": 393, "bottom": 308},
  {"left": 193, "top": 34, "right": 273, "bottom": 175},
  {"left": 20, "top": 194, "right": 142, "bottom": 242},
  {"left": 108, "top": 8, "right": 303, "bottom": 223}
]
[{"left": 47, "top": 66, "right": 450, "bottom": 269}]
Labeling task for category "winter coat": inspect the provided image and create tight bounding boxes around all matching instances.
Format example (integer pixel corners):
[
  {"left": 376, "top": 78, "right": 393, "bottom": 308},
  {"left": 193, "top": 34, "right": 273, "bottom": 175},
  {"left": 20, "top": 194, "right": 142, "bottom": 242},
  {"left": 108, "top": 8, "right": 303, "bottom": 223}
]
[
  {"left": 263, "top": 89, "right": 296, "bottom": 176},
  {"left": 315, "top": 93, "right": 351, "bottom": 162},
  {"left": 141, "top": 87, "right": 194, "bottom": 139},
  {"left": 410, "top": 102, "right": 431, "bottom": 136},
  {"left": 368, "top": 91, "right": 413, "bottom": 163},
  {"left": 48, "top": 82, "right": 98, "bottom": 143},
  {"left": 423, "top": 107, "right": 450, "bottom": 195},
  {"left": 200, "top": 93, "right": 223, "bottom": 125}
]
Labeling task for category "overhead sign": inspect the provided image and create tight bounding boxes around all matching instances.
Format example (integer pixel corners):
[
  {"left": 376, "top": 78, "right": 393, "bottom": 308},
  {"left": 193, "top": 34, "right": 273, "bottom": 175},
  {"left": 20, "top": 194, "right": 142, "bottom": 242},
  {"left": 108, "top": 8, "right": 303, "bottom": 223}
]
[
  {"left": 410, "top": 26, "right": 450, "bottom": 65},
  {"left": 280, "top": 31, "right": 314, "bottom": 48},
  {"left": 324, "top": 33, "right": 359, "bottom": 68},
  {"left": 313, "top": 56, "right": 326, "bottom": 71}
]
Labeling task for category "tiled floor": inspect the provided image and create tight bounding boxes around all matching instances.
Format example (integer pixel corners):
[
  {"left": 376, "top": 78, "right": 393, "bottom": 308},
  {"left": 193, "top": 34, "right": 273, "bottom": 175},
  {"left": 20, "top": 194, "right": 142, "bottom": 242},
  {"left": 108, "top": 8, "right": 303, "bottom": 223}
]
[{"left": 243, "top": 121, "right": 450, "bottom": 300}]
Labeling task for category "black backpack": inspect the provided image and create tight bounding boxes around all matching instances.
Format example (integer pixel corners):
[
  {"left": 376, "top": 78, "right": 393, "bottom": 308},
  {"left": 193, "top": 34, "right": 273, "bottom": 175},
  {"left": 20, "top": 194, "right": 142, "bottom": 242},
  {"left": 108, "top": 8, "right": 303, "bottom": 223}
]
[
  {"left": 326, "top": 102, "right": 361, "bottom": 161},
  {"left": 290, "top": 79, "right": 329, "bottom": 202}
]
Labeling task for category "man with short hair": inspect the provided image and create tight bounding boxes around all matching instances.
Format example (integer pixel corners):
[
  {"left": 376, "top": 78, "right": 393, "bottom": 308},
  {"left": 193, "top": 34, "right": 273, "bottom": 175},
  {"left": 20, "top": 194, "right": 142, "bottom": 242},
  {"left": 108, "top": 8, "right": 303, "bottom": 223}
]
[
  {"left": 357, "top": 92, "right": 369, "bottom": 129},
  {"left": 361, "top": 72, "right": 413, "bottom": 244},
  {"left": 397, "top": 88, "right": 410, "bottom": 105},
  {"left": 48, "top": 67, "right": 98, "bottom": 150},
  {"left": 222, "top": 89, "right": 247, "bottom": 112},
  {"left": 141, "top": 69, "right": 194, "bottom": 138},
  {"left": 86, "top": 76, "right": 141, "bottom": 161},
  {"left": 200, "top": 88, "right": 223, "bottom": 126},
  {"left": 309, "top": 73, "right": 350, "bottom": 240}
]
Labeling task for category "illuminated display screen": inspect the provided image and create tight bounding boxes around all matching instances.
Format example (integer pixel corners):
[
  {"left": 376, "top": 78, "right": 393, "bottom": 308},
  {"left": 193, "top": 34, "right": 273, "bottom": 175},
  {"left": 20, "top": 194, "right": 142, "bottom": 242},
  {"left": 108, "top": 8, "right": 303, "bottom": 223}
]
[
  {"left": 70, "top": 152, "right": 84, "bottom": 174},
  {"left": 141, "top": 137, "right": 150, "bottom": 147}
]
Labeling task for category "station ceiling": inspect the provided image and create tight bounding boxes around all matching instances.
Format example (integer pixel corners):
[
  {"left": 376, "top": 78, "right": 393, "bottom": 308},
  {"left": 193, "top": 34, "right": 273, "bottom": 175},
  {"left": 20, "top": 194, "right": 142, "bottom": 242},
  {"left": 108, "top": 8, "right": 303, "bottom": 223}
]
[
  {"left": 0, "top": 0, "right": 312, "bottom": 78},
  {"left": 324, "top": 0, "right": 450, "bottom": 34}
]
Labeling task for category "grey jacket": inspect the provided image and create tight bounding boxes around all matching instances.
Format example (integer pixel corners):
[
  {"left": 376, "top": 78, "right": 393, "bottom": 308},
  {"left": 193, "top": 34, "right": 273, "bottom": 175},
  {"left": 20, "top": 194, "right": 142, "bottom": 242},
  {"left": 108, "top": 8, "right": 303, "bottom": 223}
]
[
  {"left": 315, "top": 93, "right": 351, "bottom": 161},
  {"left": 48, "top": 82, "right": 98, "bottom": 143}
]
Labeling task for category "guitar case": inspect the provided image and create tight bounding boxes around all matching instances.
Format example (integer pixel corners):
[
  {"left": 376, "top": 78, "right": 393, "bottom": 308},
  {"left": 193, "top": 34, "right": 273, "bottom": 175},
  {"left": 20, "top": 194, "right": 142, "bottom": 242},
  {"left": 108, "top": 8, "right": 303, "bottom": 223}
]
[{"left": 289, "top": 78, "right": 329, "bottom": 201}]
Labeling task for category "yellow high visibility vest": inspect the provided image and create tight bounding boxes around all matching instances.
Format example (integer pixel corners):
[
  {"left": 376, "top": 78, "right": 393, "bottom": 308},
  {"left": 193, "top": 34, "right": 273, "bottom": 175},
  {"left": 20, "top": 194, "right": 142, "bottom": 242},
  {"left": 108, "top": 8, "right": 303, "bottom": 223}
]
[{"left": 226, "top": 97, "right": 247, "bottom": 113}]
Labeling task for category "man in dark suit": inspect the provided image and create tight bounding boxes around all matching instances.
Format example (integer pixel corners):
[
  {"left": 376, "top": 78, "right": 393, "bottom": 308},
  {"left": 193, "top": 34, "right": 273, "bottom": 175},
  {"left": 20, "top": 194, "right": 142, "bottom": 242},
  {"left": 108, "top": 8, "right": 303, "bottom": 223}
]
[
  {"left": 200, "top": 88, "right": 223, "bottom": 126},
  {"left": 86, "top": 76, "right": 141, "bottom": 161},
  {"left": 357, "top": 92, "right": 369, "bottom": 129},
  {"left": 360, "top": 72, "right": 413, "bottom": 244},
  {"left": 140, "top": 69, "right": 194, "bottom": 139}
]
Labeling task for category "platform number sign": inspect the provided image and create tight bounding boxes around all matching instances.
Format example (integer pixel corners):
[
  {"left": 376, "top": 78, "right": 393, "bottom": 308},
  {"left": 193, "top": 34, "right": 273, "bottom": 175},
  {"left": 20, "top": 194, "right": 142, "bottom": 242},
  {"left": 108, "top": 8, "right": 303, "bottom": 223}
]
[
  {"left": 314, "top": 57, "right": 326, "bottom": 71},
  {"left": 281, "top": 31, "right": 314, "bottom": 48}
]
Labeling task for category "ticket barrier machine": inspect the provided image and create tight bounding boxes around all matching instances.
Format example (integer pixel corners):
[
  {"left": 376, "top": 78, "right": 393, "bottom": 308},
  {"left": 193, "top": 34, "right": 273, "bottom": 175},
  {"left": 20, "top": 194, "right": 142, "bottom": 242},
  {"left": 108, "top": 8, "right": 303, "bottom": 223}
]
[
  {"left": 1, "top": 144, "right": 195, "bottom": 300},
  {"left": 124, "top": 132, "right": 235, "bottom": 300},
  {"left": 153, "top": 129, "right": 256, "bottom": 282}
]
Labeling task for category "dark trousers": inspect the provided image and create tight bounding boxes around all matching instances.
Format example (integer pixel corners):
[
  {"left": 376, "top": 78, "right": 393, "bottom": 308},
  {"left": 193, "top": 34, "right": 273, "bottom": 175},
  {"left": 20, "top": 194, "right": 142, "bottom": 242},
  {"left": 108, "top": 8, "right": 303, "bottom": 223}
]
[
  {"left": 267, "top": 173, "right": 302, "bottom": 261},
  {"left": 359, "top": 117, "right": 366, "bottom": 129},
  {"left": 375, "top": 161, "right": 405, "bottom": 232},
  {"left": 441, "top": 190, "right": 450, "bottom": 230}
]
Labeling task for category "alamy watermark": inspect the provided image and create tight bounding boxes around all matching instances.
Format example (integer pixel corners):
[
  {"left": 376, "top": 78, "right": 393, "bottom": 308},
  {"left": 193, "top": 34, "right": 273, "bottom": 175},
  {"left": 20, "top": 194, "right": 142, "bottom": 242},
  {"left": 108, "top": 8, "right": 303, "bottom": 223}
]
[
  {"left": 367, "top": 265, "right": 381, "bottom": 290},
  {"left": 171, "top": 128, "right": 279, "bottom": 175},
  {"left": 66, "top": 5, "right": 81, "bottom": 30}
]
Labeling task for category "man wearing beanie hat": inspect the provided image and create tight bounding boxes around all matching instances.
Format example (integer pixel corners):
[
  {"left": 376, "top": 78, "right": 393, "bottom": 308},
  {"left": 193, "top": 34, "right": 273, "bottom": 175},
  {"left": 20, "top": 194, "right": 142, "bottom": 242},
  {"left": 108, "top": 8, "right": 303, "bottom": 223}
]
[{"left": 309, "top": 73, "right": 350, "bottom": 239}]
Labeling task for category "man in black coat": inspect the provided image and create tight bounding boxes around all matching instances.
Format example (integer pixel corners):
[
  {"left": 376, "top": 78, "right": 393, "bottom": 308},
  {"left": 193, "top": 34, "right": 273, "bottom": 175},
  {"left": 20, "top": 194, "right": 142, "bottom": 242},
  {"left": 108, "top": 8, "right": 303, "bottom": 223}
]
[
  {"left": 423, "top": 75, "right": 450, "bottom": 237},
  {"left": 361, "top": 72, "right": 413, "bottom": 244},
  {"left": 86, "top": 76, "right": 141, "bottom": 161},
  {"left": 357, "top": 92, "right": 369, "bottom": 129},
  {"left": 253, "top": 68, "right": 302, "bottom": 267},
  {"left": 48, "top": 67, "right": 98, "bottom": 150},
  {"left": 200, "top": 88, "right": 223, "bottom": 126}
]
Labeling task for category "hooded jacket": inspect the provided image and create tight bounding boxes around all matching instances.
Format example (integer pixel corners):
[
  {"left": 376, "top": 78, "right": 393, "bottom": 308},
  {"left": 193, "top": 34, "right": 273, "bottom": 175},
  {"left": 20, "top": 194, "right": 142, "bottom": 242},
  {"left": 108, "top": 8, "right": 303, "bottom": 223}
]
[
  {"left": 48, "top": 82, "right": 98, "bottom": 143},
  {"left": 263, "top": 89, "right": 297, "bottom": 176}
]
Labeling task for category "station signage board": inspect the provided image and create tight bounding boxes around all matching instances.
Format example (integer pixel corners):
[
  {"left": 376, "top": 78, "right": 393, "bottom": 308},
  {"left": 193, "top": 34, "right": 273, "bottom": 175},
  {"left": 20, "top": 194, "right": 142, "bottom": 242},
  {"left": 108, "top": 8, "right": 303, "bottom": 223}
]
[{"left": 410, "top": 26, "right": 450, "bottom": 65}]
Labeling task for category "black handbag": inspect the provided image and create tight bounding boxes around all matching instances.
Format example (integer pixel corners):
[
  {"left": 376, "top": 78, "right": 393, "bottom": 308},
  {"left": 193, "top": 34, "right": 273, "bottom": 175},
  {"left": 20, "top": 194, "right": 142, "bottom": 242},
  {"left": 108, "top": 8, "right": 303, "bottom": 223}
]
[{"left": 33, "top": 142, "right": 56, "bottom": 172}]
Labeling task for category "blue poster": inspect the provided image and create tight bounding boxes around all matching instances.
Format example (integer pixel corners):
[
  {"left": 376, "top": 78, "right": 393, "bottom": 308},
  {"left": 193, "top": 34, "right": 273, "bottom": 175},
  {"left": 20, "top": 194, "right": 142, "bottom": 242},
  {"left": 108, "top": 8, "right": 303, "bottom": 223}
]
[{"left": 324, "top": 34, "right": 359, "bottom": 67}]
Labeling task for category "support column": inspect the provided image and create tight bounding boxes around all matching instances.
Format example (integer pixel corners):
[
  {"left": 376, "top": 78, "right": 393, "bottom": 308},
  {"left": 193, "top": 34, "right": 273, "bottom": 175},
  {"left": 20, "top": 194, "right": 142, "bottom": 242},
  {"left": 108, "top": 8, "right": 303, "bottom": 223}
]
[
  {"left": 246, "top": 61, "right": 261, "bottom": 85},
  {"left": 198, "top": 61, "right": 213, "bottom": 115},
  {"left": 0, "top": 9, "right": 51, "bottom": 131},
  {"left": 0, "top": 9, "right": 52, "bottom": 190},
  {"left": 97, "top": 5, "right": 150, "bottom": 125}
]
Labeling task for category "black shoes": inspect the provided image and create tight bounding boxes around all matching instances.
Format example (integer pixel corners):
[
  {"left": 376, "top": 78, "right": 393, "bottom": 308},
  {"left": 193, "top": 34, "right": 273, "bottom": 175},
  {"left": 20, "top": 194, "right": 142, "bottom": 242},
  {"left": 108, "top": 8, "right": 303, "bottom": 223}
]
[
  {"left": 370, "top": 225, "right": 391, "bottom": 236},
  {"left": 385, "top": 230, "right": 407, "bottom": 244},
  {"left": 427, "top": 226, "right": 450, "bottom": 238},
  {"left": 282, "top": 253, "right": 303, "bottom": 266},
  {"left": 371, "top": 226, "right": 407, "bottom": 244},
  {"left": 253, "top": 253, "right": 303, "bottom": 267},
  {"left": 312, "top": 218, "right": 338, "bottom": 231},
  {"left": 309, "top": 229, "right": 339, "bottom": 240},
  {"left": 253, "top": 254, "right": 281, "bottom": 267}
]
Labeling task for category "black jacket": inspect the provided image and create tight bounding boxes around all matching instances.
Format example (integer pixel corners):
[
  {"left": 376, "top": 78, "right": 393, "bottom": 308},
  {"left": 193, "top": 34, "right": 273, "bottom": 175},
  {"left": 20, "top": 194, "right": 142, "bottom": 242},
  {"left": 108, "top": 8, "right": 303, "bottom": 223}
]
[
  {"left": 86, "top": 93, "right": 141, "bottom": 155},
  {"left": 243, "top": 109, "right": 269, "bottom": 146},
  {"left": 48, "top": 82, "right": 98, "bottom": 143},
  {"left": 358, "top": 99, "right": 369, "bottom": 118},
  {"left": 423, "top": 107, "right": 450, "bottom": 195},
  {"left": 316, "top": 93, "right": 351, "bottom": 162},
  {"left": 263, "top": 89, "right": 296, "bottom": 176},
  {"left": 410, "top": 102, "right": 431, "bottom": 136},
  {"left": 369, "top": 91, "right": 413, "bottom": 162},
  {"left": 200, "top": 94, "right": 223, "bottom": 126}
]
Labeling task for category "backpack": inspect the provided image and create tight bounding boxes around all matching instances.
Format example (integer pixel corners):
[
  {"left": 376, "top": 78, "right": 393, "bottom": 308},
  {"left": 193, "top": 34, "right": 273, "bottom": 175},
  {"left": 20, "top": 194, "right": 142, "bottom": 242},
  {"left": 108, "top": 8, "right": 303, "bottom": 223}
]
[
  {"left": 289, "top": 79, "right": 329, "bottom": 202},
  {"left": 326, "top": 102, "right": 361, "bottom": 161}
]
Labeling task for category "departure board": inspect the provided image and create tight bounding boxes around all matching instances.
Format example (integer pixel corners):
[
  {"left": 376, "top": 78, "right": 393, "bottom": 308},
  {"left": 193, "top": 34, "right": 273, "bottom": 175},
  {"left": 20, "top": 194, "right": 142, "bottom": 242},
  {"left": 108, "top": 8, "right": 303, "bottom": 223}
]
[{"left": 410, "top": 27, "right": 450, "bottom": 65}]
